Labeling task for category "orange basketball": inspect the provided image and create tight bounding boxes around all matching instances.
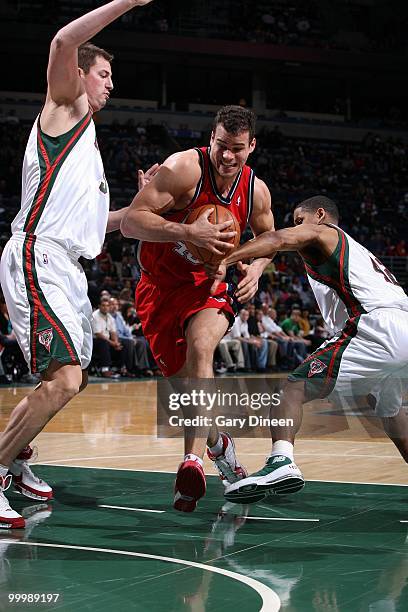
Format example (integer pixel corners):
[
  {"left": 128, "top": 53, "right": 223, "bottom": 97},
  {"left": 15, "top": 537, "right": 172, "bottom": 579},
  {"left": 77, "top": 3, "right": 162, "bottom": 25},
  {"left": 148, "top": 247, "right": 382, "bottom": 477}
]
[{"left": 184, "top": 204, "right": 241, "bottom": 265}]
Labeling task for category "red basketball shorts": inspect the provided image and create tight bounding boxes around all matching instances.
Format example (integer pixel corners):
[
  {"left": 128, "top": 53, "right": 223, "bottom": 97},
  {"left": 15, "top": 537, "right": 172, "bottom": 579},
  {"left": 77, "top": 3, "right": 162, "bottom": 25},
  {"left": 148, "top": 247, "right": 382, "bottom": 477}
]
[{"left": 136, "top": 275, "right": 234, "bottom": 377}]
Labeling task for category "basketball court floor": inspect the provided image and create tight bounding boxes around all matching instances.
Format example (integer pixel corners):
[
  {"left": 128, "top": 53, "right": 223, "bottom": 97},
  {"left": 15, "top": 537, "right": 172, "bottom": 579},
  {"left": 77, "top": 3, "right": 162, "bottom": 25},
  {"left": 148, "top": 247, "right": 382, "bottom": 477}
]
[{"left": 0, "top": 377, "right": 407, "bottom": 611}]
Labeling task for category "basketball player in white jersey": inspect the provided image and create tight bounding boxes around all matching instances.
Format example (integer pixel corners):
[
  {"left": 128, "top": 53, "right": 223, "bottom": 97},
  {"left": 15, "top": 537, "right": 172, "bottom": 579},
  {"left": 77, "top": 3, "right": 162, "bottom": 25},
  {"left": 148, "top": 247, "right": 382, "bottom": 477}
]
[
  {"left": 0, "top": 0, "right": 156, "bottom": 529},
  {"left": 222, "top": 195, "right": 408, "bottom": 503}
]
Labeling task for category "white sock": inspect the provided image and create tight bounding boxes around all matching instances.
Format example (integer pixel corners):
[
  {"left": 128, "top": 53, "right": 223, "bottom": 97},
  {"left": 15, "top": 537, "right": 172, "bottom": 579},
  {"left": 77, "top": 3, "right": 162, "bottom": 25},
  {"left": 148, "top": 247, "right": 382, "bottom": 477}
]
[
  {"left": 270, "top": 440, "right": 294, "bottom": 461},
  {"left": 208, "top": 434, "right": 224, "bottom": 457},
  {"left": 0, "top": 464, "right": 9, "bottom": 477},
  {"left": 184, "top": 453, "right": 203, "bottom": 466}
]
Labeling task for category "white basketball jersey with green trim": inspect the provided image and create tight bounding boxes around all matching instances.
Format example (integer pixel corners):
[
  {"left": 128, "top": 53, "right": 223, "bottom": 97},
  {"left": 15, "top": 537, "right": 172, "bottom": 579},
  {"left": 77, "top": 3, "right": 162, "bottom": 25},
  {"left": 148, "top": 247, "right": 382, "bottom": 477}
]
[
  {"left": 11, "top": 112, "right": 109, "bottom": 259},
  {"left": 305, "top": 226, "right": 408, "bottom": 334}
]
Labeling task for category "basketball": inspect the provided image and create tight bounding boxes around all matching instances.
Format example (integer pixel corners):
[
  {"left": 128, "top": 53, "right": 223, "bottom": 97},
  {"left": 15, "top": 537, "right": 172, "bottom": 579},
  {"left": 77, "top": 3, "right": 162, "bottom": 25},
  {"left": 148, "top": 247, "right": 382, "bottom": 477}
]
[{"left": 184, "top": 204, "right": 241, "bottom": 265}]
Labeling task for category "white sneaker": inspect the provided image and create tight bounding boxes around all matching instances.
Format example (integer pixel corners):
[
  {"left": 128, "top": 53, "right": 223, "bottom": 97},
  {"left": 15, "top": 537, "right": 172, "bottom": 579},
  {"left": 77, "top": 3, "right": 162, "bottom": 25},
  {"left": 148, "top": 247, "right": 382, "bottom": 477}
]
[
  {"left": 9, "top": 446, "right": 53, "bottom": 501},
  {"left": 225, "top": 455, "right": 304, "bottom": 503},
  {"left": 0, "top": 475, "right": 25, "bottom": 529},
  {"left": 207, "top": 433, "right": 247, "bottom": 486}
]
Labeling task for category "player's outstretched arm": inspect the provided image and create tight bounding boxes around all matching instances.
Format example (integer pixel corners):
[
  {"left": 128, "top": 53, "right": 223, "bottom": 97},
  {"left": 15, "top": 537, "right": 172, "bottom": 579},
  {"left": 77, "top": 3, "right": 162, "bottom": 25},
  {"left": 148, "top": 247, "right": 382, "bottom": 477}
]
[
  {"left": 246, "top": 178, "right": 275, "bottom": 270},
  {"left": 234, "top": 179, "right": 274, "bottom": 302},
  {"left": 120, "top": 151, "right": 237, "bottom": 255},
  {"left": 224, "top": 224, "right": 322, "bottom": 266},
  {"left": 47, "top": 0, "right": 154, "bottom": 106}
]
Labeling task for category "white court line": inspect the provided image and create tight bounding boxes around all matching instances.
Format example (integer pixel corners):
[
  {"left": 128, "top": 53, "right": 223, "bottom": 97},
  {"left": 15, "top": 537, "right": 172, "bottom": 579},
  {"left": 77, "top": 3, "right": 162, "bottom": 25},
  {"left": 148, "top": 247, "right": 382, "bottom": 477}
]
[
  {"left": 34, "top": 462, "right": 177, "bottom": 474},
  {"left": 246, "top": 516, "right": 319, "bottom": 522},
  {"left": 40, "top": 433, "right": 156, "bottom": 438},
  {"left": 34, "top": 451, "right": 402, "bottom": 464},
  {"left": 34, "top": 464, "right": 408, "bottom": 487},
  {"left": 98, "top": 505, "right": 317, "bottom": 522},
  {"left": 308, "top": 478, "right": 408, "bottom": 487},
  {"left": 1, "top": 542, "right": 281, "bottom": 612},
  {"left": 242, "top": 453, "right": 401, "bottom": 459},
  {"left": 99, "top": 504, "right": 165, "bottom": 514},
  {"left": 38, "top": 434, "right": 394, "bottom": 445},
  {"left": 36, "top": 454, "right": 181, "bottom": 464},
  {"left": 400, "top": 521, "right": 408, "bottom": 523}
]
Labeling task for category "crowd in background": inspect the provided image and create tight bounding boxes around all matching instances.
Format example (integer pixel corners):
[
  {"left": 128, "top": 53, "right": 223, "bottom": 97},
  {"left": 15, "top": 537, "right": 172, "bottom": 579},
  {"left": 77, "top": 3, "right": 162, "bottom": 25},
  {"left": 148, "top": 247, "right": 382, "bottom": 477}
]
[
  {"left": 4, "top": 0, "right": 407, "bottom": 54},
  {"left": 0, "top": 110, "right": 407, "bottom": 383}
]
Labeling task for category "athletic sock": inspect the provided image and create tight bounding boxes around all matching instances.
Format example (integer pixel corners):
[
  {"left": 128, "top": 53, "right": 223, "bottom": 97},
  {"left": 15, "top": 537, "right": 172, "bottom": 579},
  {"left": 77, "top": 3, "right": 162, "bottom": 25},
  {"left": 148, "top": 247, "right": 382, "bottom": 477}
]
[
  {"left": 208, "top": 434, "right": 224, "bottom": 457},
  {"left": 184, "top": 453, "right": 203, "bottom": 466},
  {"left": 270, "top": 440, "right": 294, "bottom": 461}
]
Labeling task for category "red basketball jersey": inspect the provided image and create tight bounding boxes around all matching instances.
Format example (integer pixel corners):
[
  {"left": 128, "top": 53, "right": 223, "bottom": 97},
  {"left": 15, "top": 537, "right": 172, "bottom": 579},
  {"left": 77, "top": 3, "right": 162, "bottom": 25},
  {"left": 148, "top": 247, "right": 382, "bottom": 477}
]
[{"left": 137, "top": 147, "right": 255, "bottom": 288}]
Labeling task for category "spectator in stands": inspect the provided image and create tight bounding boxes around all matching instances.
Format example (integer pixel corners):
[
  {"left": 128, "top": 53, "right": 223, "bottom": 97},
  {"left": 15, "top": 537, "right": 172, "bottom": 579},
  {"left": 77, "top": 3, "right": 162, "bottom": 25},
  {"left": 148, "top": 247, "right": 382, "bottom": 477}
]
[
  {"left": 261, "top": 305, "right": 295, "bottom": 369},
  {"left": 298, "top": 283, "right": 316, "bottom": 310},
  {"left": 217, "top": 332, "right": 246, "bottom": 373},
  {"left": 298, "top": 309, "right": 311, "bottom": 336},
  {"left": 299, "top": 308, "right": 324, "bottom": 352},
  {"left": 118, "top": 286, "right": 133, "bottom": 305},
  {"left": 110, "top": 299, "right": 153, "bottom": 376},
  {"left": 108, "top": 297, "right": 137, "bottom": 377},
  {"left": 276, "top": 255, "right": 289, "bottom": 274},
  {"left": 280, "top": 308, "right": 311, "bottom": 364},
  {"left": 106, "top": 232, "right": 124, "bottom": 265},
  {"left": 123, "top": 303, "right": 155, "bottom": 376},
  {"left": 100, "top": 289, "right": 112, "bottom": 301},
  {"left": 96, "top": 243, "right": 115, "bottom": 276},
  {"left": 91, "top": 298, "right": 121, "bottom": 379},
  {"left": 258, "top": 282, "right": 275, "bottom": 307},
  {"left": 231, "top": 308, "right": 268, "bottom": 372},
  {"left": 256, "top": 309, "right": 278, "bottom": 369},
  {"left": 121, "top": 254, "right": 139, "bottom": 280}
]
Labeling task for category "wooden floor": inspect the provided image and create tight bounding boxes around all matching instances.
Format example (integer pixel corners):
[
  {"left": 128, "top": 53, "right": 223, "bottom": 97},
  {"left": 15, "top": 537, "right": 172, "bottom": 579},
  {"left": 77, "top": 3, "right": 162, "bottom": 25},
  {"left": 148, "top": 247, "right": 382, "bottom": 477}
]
[{"left": 0, "top": 378, "right": 406, "bottom": 485}]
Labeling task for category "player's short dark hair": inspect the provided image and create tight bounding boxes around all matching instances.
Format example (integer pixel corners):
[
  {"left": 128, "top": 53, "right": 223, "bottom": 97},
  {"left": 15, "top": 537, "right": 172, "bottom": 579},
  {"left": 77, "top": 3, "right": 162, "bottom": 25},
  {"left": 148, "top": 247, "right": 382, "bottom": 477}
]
[
  {"left": 294, "top": 195, "right": 340, "bottom": 223},
  {"left": 213, "top": 105, "right": 257, "bottom": 141},
  {"left": 78, "top": 42, "right": 113, "bottom": 74}
]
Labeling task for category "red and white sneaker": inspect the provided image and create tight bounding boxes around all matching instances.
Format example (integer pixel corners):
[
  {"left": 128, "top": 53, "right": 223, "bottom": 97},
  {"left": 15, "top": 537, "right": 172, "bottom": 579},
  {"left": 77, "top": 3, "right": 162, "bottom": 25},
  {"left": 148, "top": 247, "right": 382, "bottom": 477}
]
[
  {"left": 207, "top": 433, "right": 248, "bottom": 487},
  {"left": 0, "top": 475, "right": 25, "bottom": 529},
  {"left": 9, "top": 446, "right": 53, "bottom": 501},
  {"left": 174, "top": 455, "right": 206, "bottom": 513}
]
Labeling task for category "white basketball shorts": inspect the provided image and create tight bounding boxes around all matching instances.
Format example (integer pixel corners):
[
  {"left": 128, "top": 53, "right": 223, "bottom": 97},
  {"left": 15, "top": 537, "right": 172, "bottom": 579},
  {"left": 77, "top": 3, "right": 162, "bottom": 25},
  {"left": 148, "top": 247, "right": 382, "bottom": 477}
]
[{"left": 0, "top": 233, "right": 93, "bottom": 373}]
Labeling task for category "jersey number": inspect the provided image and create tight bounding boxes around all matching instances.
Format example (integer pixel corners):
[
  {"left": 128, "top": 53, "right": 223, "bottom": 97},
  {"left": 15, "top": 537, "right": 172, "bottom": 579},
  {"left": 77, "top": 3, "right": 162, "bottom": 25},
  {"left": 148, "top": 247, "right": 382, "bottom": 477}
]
[
  {"left": 173, "top": 241, "right": 200, "bottom": 265},
  {"left": 369, "top": 255, "right": 400, "bottom": 286}
]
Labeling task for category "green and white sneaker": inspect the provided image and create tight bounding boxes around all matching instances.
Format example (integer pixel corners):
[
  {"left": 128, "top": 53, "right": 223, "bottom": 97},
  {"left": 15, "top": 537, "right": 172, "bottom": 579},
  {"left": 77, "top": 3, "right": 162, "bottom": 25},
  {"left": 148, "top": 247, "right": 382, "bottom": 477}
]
[{"left": 224, "top": 455, "right": 304, "bottom": 503}]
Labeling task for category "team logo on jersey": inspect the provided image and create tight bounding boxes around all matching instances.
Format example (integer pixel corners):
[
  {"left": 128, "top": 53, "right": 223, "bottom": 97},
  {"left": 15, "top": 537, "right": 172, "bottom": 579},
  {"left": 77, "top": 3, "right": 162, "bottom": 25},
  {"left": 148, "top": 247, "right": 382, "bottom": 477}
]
[
  {"left": 237, "top": 196, "right": 241, "bottom": 206},
  {"left": 38, "top": 328, "right": 53, "bottom": 353},
  {"left": 94, "top": 138, "right": 99, "bottom": 150},
  {"left": 43, "top": 253, "right": 48, "bottom": 265},
  {"left": 307, "top": 358, "right": 327, "bottom": 378}
]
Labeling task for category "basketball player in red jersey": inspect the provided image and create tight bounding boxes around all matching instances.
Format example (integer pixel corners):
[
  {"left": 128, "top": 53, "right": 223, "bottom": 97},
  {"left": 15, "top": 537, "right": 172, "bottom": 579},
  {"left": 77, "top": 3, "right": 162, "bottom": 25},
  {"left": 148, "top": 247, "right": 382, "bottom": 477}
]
[{"left": 121, "top": 106, "right": 275, "bottom": 512}]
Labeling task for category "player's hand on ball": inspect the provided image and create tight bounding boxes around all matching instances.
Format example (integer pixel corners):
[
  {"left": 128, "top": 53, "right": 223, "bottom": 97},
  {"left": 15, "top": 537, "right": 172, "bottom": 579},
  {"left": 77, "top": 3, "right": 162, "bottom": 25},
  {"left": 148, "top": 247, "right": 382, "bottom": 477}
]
[
  {"left": 235, "top": 261, "right": 260, "bottom": 303},
  {"left": 188, "top": 208, "right": 237, "bottom": 256},
  {"left": 138, "top": 163, "right": 160, "bottom": 191}
]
